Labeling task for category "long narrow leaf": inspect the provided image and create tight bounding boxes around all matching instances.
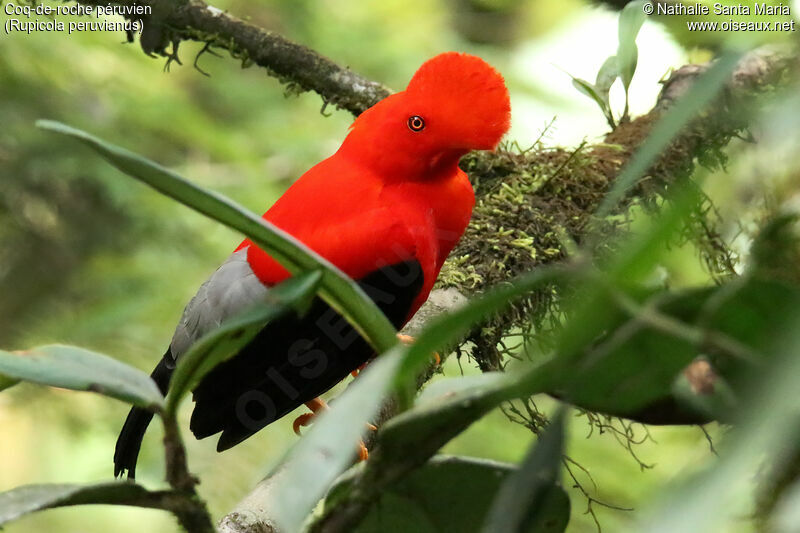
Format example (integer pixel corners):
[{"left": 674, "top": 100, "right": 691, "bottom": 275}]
[
  {"left": 267, "top": 350, "right": 404, "bottom": 532},
  {"left": 36, "top": 120, "right": 398, "bottom": 354},
  {"left": 482, "top": 409, "right": 568, "bottom": 533},
  {"left": 0, "top": 345, "right": 163, "bottom": 408},
  {"left": 617, "top": 0, "right": 646, "bottom": 89},
  {"left": 0, "top": 482, "right": 172, "bottom": 526}
]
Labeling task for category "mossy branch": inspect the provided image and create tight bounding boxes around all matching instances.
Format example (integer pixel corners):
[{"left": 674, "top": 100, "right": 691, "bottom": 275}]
[
  {"left": 61, "top": 0, "right": 392, "bottom": 115},
  {"left": 220, "top": 48, "right": 798, "bottom": 533},
  {"left": 439, "top": 48, "right": 792, "bottom": 379}
]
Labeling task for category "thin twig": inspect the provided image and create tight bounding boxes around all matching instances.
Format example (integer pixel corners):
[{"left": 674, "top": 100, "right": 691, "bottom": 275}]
[
  {"left": 159, "top": 410, "right": 215, "bottom": 533},
  {"left": 563, "top": 455, "right": 633, "bottom": 533}
]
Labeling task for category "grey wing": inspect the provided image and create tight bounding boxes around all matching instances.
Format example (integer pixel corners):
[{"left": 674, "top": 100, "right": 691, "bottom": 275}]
[{"left": 168, "top": 247, "right": 268, "bottom": 364}]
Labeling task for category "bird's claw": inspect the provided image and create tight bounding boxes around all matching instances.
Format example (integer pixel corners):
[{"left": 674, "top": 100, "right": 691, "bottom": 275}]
[
  {"left": 292, "top": 398, "right": 328, "bottom": 435},
  {"left": 397, "top": 333, "right": 440, "bottom": 366},
  {"left": 358, "top": 440, "right": 369, "bottom": 462},
  {"left": 396, "top": 333, "right": 415, "bottom": 345},
  {"left": 293, "top": 412, "right": 315, "bottom": 436},
  {"left": 351, "top": 362, "right": 367, "bottom": 378}
]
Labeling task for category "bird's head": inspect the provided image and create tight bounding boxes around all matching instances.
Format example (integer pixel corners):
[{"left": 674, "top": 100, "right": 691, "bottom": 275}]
[{"left": 341, "top": 52, "right": 511, "bottom": 179}]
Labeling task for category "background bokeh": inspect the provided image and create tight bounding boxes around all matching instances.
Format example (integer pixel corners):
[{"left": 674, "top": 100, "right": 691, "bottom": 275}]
[{"left": 1, "top": 1, "right": 795, "bottom": 531}]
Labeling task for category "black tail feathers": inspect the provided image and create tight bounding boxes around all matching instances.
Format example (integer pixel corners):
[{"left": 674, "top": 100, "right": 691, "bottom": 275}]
[{"left": 113, "top": 353, "right": 173, "bottom": 479}]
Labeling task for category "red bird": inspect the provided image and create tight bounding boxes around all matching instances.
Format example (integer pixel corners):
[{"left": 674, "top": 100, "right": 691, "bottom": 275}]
[{"left": 114, "top": 52, "right": 511, "bottom": 478}]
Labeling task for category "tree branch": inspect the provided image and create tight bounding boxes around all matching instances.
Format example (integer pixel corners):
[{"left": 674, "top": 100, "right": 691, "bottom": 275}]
[
  {"left": 160, "top": 410, "right": 215, "bottom": 533},
  {"left": 217, "top": 47, "right": 798, "bottom": 532},
  {"left": 71, "top": 0, "right": 392, "bottom": 115}
]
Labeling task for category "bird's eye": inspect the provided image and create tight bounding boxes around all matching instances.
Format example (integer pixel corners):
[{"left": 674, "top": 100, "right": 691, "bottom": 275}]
[{"left": 407, "top": 115, "right": 425, "bottom": 132}]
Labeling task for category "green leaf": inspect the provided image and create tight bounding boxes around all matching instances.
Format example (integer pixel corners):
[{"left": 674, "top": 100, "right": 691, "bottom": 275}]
[
  {"left": 697, "top": 278, "right": 800, "bottom": 380},
  {"left": 558, "top": 278, "right": 800, "bottom": 419},
  {"left": 636, "top": 287, "right": 800, "bottom": 533},
  {"left": 0, "top": 482, "right": 166, "bottom": 526},
  {"left": 617, "top": 1, "right": 646, "bottom": 89},
  {"left": 482, "top": 410, "right": 569, "bottom": 533},
  {"left": 595, "top": 50, "right": 743, "bottom": 217},
  {"left": 268, "top": 350, "right": 405, "bottom": 532},
  {"left": 571, "top": 77, "right": 610, "bottom": 116},
  {"left": 35, "top": 120, "right": 398, "bottom": 355},
  {"left": 554, "top": 185, "right": 705, "bottom": 380},
  {"left": 326, "top": 456, "right": 569, "bottom": 533},
  {"left": 165, "top": 270, "right": 322, "bottom": 415},
  {"left": 595, "top": 55, "right": 619, "bottom": 108},
  {"left": 556, "top": 287, "right": 703, "bottom": 414},
  {"left": 569, "top": 56, "right": 618, "bottom": 127},
  {"left": 377, "top": 372, "right": 528, "bottom": 470},
  {"left": 0, "top": 345, "right": 163, "bottom": 408}
]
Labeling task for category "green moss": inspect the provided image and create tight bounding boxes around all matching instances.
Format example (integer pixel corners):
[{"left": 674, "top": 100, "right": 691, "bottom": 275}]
[
  {"left": 440, "top": 97, "right": 748, "bottom": 371},
  {"left": 437, "top": 143, "right": 610, "bottom": 371},
  {"left": 443, "top": 145, "right": 604, "bottom": 295}
]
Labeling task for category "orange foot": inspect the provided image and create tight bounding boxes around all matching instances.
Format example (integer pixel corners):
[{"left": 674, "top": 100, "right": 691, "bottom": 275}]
[
  {"left": 350, "top": 363, "right": 367, "bottom": 378},
  {"left": 396, "top": 333, "right": 441, "bottom": 365},
  {"left": 357, "top": 441, "right": 369, "bottom": 462},
  {"left": 293, "top": 397, "right": 328, "bottom": 436},
  {"left": 292, "top": 397, "right": 374, "bottom": 462}
]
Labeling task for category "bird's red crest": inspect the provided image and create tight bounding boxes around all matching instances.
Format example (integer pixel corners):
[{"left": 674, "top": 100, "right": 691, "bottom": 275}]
[
  {"left": 341, "top": 52, "right": 511, "bottom": 179},
  {"left": 406, "top": 52, "right": 511, "bottom": 151}
]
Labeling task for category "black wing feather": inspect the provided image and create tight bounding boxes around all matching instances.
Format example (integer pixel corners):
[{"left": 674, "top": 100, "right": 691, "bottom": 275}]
[
  {"left": 190, "top": 259, "right": 423, "bottom": 450},
  {"left": 114, "top": 260, "right": 423, "bottom": 473}
]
